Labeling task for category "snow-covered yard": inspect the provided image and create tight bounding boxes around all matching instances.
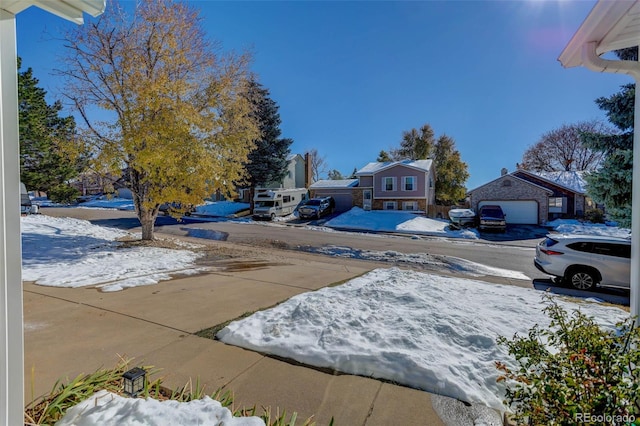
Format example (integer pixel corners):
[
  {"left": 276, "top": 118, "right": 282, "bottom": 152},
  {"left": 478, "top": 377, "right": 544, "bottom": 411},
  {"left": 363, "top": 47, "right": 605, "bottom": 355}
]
[
  {"left": 217, "top": 268, "right": 628, "bottom": 412},
  {"left": 21, "top": 213, "right": 631, "bottom": 422}
]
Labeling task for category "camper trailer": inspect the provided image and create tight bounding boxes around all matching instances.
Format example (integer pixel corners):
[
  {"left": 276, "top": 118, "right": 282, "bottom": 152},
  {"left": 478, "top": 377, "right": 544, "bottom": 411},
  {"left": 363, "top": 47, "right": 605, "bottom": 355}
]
[
  {"left": 252, "top": 188, "right": 308, "bottom": 220},
  {"left": 20, "top": 182, "right": 35, "bottom": 215}
]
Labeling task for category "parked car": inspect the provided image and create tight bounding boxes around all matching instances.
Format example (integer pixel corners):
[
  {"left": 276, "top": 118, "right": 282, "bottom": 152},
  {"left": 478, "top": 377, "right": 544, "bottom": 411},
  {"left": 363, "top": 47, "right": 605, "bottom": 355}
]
[
  {"left": 478, "top": 205, "right": 506, "bottom": 232},
  {"left": 298, "top": 197, "right": 335, "bottom": 219},
  {"left": 534, "top": 234, "right": 630, "bottom": 290}
]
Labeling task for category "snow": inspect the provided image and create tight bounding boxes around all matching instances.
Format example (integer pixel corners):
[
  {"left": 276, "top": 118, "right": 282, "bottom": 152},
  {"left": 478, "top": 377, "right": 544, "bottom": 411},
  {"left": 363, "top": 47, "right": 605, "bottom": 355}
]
[
  {"left": 192, "top": 201, "right": 250, "bottom": 217},
  {"left": 533, "top": 170, "right": 588, "bottom": 193},
  {"left": 303, "top": 246, "right": 529, "bottom": 280},
  {"left": 79, "top": 196, "right": 135, "bottom": 211},
  {"left": 356, "top": 159, "right": 433, "bottom": 174},
  {"left": 21, "top": 215, "right": 204, "bottom": 292},
  {"left": 57, "top": 390, "right": 264, "bottom": 426},
  {"left": 545, "top": 218, "right": 631, "bottom": 238},
  {"left": 309, "top": 179, "right": 359, "bottom": 188},
  {"left": 24, "top": 205, "right": 632, "bottom": 421},
  {"left": 218, "top": 268, "right": 628, "bottom": 412},
  {"left": 324, "top": 207, "right": 478, "bottom": 239}
]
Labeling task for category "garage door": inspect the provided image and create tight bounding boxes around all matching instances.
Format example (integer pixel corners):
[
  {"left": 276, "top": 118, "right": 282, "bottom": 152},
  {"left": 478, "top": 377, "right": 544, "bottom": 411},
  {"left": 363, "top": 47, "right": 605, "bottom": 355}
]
[
  {"left": 314, "top": 191, "right": 354, "bottom": 213},
  {"left": 479, "top": 200, "right": 538, "bottom": 224}
]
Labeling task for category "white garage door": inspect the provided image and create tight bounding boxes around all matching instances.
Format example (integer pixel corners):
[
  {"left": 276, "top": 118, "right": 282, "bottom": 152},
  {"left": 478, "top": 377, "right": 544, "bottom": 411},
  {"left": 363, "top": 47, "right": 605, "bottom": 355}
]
[{"left": 479, "top": 200, "right": 538, "bottom": 224}]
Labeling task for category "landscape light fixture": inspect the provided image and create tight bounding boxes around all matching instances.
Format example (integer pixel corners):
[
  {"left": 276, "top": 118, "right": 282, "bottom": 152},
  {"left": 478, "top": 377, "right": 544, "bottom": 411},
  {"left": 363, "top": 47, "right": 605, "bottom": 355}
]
[{"left": 122, "top": 367, "right": 146, "bottom": 397}]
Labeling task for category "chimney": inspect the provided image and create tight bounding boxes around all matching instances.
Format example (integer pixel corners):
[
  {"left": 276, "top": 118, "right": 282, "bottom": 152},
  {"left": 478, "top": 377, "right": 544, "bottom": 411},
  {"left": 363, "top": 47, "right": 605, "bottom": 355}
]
[
  {"left": 501, "top": 168, "right": 508, "bottom": 176},
  {"left": 304, "top": 152, "right": 312, "bottom": 188}
]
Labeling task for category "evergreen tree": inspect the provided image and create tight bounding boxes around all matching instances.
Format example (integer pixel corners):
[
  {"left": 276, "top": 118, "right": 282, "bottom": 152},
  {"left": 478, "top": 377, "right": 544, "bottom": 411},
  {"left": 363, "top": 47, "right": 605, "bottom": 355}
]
[
  {"left": 327, "top": 169, "right": 344, "bottom": 180},
  {"left": 377, "top": 150, "right": 392, "bottom": 162},
  {"left": 18, "top": 58, "right": 82, "bottom": 202},
  {"left": 391, "top": 124, "right": 435, "bottom": 160},
  {"left": 244, "top": 80, "right": 293, "bottom": 189},
  {"left": 433, "top": 134, "right": 469, "bottom": 205},
  {"left": 348, "top": 167, "right": 358, "bottom": 179},
  {"left": 388, "top": 122, "right": 469, "bottom": 204},
  {"left": 582, "top": 47, "right": 637, "bottom": 228},
  {"left": 583, "top": 83, "right": 634, "bottom": 227}
]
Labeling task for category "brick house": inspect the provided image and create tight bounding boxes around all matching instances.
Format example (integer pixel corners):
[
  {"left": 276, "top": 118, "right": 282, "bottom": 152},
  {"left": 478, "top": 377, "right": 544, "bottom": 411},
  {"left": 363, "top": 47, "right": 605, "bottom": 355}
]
[{"left": 467, "top": 168, "right": 594, "bottom": 224}]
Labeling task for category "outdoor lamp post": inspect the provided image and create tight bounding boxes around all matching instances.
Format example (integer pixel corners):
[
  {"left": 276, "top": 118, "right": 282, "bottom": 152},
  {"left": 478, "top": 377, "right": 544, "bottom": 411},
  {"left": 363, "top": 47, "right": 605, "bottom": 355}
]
[{"left": 123, "top": 367, "right": 147, "bottom": 397}]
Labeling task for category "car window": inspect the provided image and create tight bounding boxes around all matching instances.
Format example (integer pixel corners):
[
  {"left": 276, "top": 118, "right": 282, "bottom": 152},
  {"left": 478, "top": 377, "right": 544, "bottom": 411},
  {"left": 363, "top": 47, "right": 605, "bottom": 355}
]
[
  {"left": 592, "top": 243, "right": 631, "bottom": 259},
  {"left": 542, "top": 237, "right": 558, "bottom": 248},
  {"left": 566, "top": 242, "right": 593, "bottom": 253}
]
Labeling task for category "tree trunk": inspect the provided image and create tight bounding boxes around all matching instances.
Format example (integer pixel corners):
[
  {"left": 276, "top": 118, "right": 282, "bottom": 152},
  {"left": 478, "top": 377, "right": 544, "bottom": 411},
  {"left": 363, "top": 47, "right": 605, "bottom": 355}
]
[{"left": 139, "top": 207, "right": 156, "bottom": 241}]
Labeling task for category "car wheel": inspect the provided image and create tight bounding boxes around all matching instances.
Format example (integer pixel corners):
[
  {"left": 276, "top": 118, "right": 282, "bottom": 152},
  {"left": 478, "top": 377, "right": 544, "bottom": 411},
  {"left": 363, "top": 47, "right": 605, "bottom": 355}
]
[
  {"left": 567, "top": 269, "right": 596, "bottom": 290},
  {"left": 270, "top": 213, "right": 275, "bottom": 221}
]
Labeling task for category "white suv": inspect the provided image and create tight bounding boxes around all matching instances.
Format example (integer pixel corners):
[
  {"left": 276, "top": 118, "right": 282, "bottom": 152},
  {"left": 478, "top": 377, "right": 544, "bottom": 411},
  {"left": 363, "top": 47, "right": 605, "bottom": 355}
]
[{"left": 534, "top": 234, "right": 630, "bottom": 290}]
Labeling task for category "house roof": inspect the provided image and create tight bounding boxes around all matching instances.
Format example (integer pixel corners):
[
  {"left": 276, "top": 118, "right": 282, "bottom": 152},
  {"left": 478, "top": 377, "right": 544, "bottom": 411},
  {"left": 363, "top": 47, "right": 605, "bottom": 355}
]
[
  {"left": 356, "top": 159, "right": 433, "bottom": 175},
  {"left": 2, "top": 0, "right": 105, "bottom": 24},
  {"left": 467, "top": 173, "right": 553, "bottom": 195},
  {"left": 287, "top": 153, "right": 304, "bottom": 162},
  {"left": 558, "top": 1, "right": 640, "bottom": 69},
  {"left": 310, "top": 179, "right": 359, "bottom": 189},
  {"left": 517, "top": 170, "right": 588, "bottom": 194}
]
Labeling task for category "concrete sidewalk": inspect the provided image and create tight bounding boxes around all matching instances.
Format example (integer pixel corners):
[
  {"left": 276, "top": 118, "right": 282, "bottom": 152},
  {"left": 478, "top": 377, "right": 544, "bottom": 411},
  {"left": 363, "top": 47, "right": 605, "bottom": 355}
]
[{"left": 23, "top": 234, "right": 501, "bottom": 425}]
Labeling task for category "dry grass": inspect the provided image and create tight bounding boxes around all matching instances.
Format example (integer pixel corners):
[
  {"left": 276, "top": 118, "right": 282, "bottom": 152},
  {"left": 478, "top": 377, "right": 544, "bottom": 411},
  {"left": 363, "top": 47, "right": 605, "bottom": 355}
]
[{"left": 24, "top": 358, "right": 326, "bottom": 426}]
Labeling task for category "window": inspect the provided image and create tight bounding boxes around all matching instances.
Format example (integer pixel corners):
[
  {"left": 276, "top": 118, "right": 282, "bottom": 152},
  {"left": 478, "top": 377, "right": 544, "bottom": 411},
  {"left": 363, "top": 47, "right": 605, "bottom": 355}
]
[
  {"left": 403, "top": 201, "right": 418, "bottom": 211},
  {"left": 402, "top": 176, "right": 417, "bottom": 191},
  {"left": 549, "top": 197, "right": 565, "bottom": 213},
  {"left": 429, "top": 178, "right": 433, "bottom": 188},
  {"left": 502, "top": 180, "right": 512, "bottom": 187},
  {"left": 283, "top": 196, "right": 291, "bottom": 203},
  {"left": 384, "top": 201, "right": 397, "bottom": 210},
  {"left": 382, "top": 177, "right": 396, "bottom": 191}
]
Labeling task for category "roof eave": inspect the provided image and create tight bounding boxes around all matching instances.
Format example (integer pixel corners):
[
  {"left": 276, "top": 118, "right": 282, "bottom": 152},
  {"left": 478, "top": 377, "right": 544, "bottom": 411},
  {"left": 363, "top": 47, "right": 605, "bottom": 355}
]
[{"left": 559, "top": 0, "right": 640, "bottom": 68}]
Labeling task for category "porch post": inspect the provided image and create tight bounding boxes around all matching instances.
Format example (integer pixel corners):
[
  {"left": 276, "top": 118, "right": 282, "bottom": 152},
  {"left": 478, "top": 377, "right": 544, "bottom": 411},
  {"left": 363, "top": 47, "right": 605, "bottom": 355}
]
[{"left": 0, "top": 7, "right": 25, "bottom": 425}]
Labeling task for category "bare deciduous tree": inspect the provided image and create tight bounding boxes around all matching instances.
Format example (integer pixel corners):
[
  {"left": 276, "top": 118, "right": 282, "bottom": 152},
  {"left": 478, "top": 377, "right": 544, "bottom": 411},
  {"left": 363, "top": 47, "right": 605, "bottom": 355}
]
[
  {"left": 307, "top": 148, "right": 328, "bottom": 182},
  {"left": 521, "top": 121, "right": 611, "bottom": 172}
]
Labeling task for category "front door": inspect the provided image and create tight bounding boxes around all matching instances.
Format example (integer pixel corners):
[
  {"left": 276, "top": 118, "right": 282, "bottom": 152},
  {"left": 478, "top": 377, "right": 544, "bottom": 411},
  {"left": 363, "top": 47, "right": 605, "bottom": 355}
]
[{"left": 363, "top": 190, "right": 372, "bottom": 210}]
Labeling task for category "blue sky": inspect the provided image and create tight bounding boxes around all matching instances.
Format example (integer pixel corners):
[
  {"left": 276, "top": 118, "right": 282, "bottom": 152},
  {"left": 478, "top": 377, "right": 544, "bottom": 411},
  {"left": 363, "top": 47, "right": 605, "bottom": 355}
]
[{"left": 15, "top": 0, "right": 632, "bottom": 190}]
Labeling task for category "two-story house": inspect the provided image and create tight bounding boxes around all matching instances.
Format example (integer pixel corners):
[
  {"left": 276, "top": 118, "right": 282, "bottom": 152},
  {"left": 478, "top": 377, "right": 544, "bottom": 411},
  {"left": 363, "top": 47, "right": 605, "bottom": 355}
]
[{"left": 354, "top": 159, "right": 436, "bottom": 212}]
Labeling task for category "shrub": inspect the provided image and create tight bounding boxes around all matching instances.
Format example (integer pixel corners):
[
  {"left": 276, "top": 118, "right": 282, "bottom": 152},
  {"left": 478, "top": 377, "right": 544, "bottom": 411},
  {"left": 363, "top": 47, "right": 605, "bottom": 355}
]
[
  {"left": 584, "top": 208, "right": 605, "bottom": 224},
  {"left": 495, "top": 299, "right": 640, "bottom": 425}
]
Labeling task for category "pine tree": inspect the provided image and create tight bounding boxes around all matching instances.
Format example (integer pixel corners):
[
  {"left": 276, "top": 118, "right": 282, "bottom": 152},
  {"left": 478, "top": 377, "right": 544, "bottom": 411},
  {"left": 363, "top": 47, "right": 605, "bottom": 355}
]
[
  {"left": 377, "top": 150, "right": 392, "bottom": 162},
  {"left": 583, "top": 83, "right": 634, "bottom": 227},
  {"left": 580, "top": 47, "right": 637, "bottom": 228},
  {"left": 18, "top": 58, "right": 82, "bottom": 202},
  {"left": 244, "top": 80, "right": 293, "bottom": 189},
  {"left": 434, "top": 134, "right": 469, "bottom": 205},
  {"left": 327, "top": 169, "right": 344, "bottom": 180},
  {"left": 391, "top": 124, "right": 435, "bottom": 160}
]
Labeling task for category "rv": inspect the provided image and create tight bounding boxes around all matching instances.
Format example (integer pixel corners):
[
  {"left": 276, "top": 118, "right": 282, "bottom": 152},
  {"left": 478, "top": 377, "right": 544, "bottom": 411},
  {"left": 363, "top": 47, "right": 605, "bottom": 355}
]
[{"left": 252, "top": 188, "right": 308, "bottom": 220}]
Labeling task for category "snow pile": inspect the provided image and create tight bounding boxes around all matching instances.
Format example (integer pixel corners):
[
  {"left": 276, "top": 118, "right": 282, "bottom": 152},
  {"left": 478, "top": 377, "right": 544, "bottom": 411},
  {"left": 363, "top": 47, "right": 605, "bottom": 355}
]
[
  {"left": 218, "top": 268, "right": 628, "bottom": 411},
  {"left": 546, "top": 219, "right": 631, "bottom": 239},
  {"left": 80, "top": 196, "right": 135, "bottom": 210},
  {"left": 21, "top": 215, "right": 204, "bottom": 291},
  {"left": 192, "top": 201, "right": 250, "bottom": 217},
  {"left": 56, "top": 390, "right": 264, "bottom": 426},
  {"left": 325, "top": 207, "right": 478, "bottom": 239}
]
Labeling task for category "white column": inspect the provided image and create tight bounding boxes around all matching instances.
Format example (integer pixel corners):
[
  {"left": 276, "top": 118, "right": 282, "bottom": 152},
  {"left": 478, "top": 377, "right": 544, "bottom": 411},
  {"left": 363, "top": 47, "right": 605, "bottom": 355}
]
[
  {"left": 0, "top": 8, "right": 24, "bottom": 426},
  {"left": 632, "top": 81, "right": 640, "bottom": 320}
]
